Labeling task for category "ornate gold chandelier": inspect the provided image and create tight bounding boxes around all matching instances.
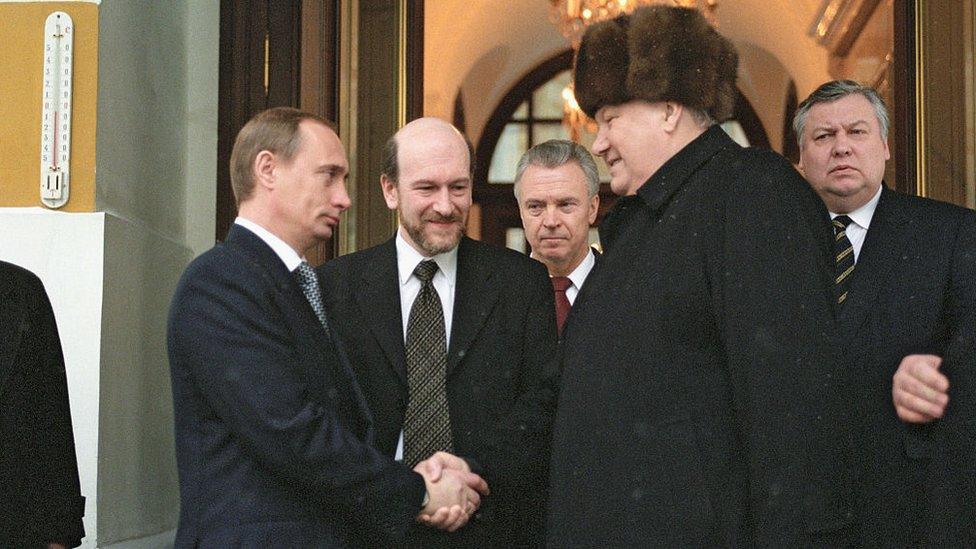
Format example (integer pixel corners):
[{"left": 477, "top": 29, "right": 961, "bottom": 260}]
[
  {"left": 549, "top": 0, "right": 719, "bottom": 46},
  {"left": 549, "top": 0, "right": 719, "bottom": 141}
]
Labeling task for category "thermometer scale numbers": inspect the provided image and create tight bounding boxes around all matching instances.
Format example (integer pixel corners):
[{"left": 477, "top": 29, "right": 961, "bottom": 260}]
[{"left": 39, "top": 11, "right": 73, "bottom": 208}]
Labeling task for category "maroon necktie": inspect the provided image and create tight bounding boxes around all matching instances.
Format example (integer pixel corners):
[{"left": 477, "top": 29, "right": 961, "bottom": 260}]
[{"left": 551, "top": 276, "right": 572, "bottom": 335}]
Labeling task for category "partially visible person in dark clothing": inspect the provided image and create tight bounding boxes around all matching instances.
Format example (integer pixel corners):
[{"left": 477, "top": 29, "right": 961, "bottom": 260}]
[{"left": 1, "top": 260, "right": 86, "bottom": 548}]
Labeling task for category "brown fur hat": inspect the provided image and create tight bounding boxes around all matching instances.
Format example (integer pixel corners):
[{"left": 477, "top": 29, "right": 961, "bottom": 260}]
[{"left": 574, "top": 5, "right": 738, "bottom": 121}]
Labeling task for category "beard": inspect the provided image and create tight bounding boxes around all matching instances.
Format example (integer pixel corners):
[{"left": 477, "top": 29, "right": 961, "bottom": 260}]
[{"left": 402, "top": 211, "right": 466, "bottom": 256}]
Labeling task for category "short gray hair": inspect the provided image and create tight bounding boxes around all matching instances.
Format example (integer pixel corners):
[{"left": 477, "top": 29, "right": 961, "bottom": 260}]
[
  {"left": 793, "top": 80, "right": 889, "bottom": 146},
  {"left": 513, "top": 139, "right": 600, "bottom": 201},
  {"left": 688, "top": 107, "right": 716, "bottom": 129}
]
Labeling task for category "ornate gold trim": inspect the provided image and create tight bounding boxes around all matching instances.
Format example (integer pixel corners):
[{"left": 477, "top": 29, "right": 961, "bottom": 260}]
[
  {"left": 397, "top": 0, "right": 408, "bottom": 129},
  {"left": 338, "top": 0, "right": 359, "bottom": 254},
  {"left": 810, "top": 0, "right": 881, "bottom": 56},
  {"left": 263, "top": 34, "right": 270, "bottom": 97},
  {"left": 915, "top": 0, "right": 927, "bottom": 197},
  {"left": 966, "top": 0, "right": 976, "bottom": 208}
]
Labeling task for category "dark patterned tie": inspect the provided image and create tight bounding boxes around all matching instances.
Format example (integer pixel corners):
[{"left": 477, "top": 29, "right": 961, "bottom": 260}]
[
  {"left": 552, "top": 276, "right": 572, "bottom": 335},
  {"left": 833, "top": 215, "right": 856, "bottom": 306},
  {"left": 403, "top": 260, "right": 453, "bottom": 468},
  {"left": 294, "top": 261, "right": 329, "bottom": 332}
]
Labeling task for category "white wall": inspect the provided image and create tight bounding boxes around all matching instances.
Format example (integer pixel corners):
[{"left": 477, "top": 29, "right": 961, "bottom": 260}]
[
  {"left": 95, "top": 0, "right": 218, "bottom": 256},
  {"left": 95, "top": 0, "right": 187, "bottom": 241},
  {"left": 96, "top": 214, "right": 189, "bottom": 546},
  {"left": 183, "top": 0, "right": 219, "bottom": 256}
]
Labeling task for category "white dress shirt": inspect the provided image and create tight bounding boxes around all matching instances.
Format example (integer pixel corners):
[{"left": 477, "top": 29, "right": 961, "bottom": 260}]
[
  {"left": 829, "top": 185, "right": 882, "bottom": 263},
  {"left": 393, "top": 230, "right": 459, "bottom": 460},
  {"left": 563, "top": 248, "right": 596, "bottom": 305},
  {"left": 234, "top": 217, "right": 304, "bottom": 270}
]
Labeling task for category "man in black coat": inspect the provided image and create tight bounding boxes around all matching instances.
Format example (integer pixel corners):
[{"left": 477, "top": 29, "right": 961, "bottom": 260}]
[
  {"left": 167, "top": 108, "right": 486, "bottom": 548},
  {"left": 319, "top": 117, "right": 559, "bottom": 548},
  {"left": 546, "top": 6, "right": 850, "bottom": 547},
  {"left": 0, "top": 260, "right": 86, "bottom": 548},
  {"left": 795, "top": 79, "right": 976, "bottom": 546}
]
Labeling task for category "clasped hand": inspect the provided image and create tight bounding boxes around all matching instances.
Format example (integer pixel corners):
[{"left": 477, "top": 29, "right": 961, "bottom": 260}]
[
  {"left": 413, "top": 451, "right": 490, "bottom": 532},
  {"left": 892, "top": 354, "right": 950, "bottom": 423}
]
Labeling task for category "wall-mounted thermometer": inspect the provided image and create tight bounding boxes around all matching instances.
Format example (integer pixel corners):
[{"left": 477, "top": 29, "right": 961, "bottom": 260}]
[{"left": 39, "top": 11, "right": 73, "bottom": 209}]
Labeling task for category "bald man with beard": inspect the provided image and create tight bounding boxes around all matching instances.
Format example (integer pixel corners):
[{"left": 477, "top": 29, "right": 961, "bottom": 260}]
[{"left": 319, "top": 118, "right": 559, "bottom": 548}]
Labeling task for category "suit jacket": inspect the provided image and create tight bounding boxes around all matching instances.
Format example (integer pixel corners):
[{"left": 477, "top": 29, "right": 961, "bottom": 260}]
[
  {"left": 547, "top": 126, "right": 852, "bottom": 547},
  {"left": 318, "top": 236, "right": 560, "bottom": 548},
  {"left": 167, "top": 225, "right": 425, "bottom": 548},
  {"left": 837, "top": 187, "right": 976, "bottom": 546},
  {"left": 0, "top": 261, "right": 86, "bottom": 548}
]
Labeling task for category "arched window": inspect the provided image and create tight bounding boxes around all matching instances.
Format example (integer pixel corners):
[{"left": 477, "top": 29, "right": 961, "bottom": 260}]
[{"left": 488, "top": 69, "right": 578, "bottom": 182}]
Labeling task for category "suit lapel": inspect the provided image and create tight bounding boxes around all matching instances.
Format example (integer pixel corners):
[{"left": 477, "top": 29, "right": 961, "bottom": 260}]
[
  {"left": 836, "top": 188, "right": 909, "bottom": 339},
  {"left": 354, "top": 239, "right": 409, "bottom": 386},
  {"left": 448, "top": 238, "right": 499, "bottom": 377},
  {"left": 226, "top": 225, "right": 373, "bottom": 419},
  {"left": 225, "top": 226, "right": 335, "bottom": 355}
]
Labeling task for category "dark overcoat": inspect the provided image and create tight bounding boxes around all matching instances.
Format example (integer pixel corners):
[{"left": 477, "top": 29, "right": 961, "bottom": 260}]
[
  {"left": 319, "top": 236, "right": 560, "bottom": 548},
  {"left": 546, "top": 126, "right": 854, "bottom": 547},
  {"left": 167, "top": 225, "right": 425, "bottom": 548},
  {"left": 0, "top": 261, "right": 86, "bottom": 548}
]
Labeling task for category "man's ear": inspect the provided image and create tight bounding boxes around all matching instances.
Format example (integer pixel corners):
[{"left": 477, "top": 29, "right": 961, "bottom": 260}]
[
  {"left": 587, "top": 194, "right": 600, "bottom": 225},
  {"left": 254, "top": 150, "right": 276, "bottom": 190},
  {"left": 380, "top": 174, "right": 399, "bottom": 210},
  {"left": 662, "top": 102, "right": 683, "bottom": 133}
]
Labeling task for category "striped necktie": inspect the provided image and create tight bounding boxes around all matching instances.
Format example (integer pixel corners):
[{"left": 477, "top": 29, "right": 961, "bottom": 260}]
[{"left": 832, "top": 215, "right": 855, "bottom": 306}]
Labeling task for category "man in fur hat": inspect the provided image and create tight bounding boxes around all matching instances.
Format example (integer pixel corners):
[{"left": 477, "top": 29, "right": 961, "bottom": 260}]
[{"left": 546, "top": 5, "right": 855, "bottom": 547}]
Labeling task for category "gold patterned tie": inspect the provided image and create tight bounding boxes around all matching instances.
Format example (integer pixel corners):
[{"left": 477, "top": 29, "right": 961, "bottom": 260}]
[
  {"left": 402, "top": 260, "right": 453, "bottom": 468},
  {"left": 833, "top": 215, "right": 855, "bottom": 306}
]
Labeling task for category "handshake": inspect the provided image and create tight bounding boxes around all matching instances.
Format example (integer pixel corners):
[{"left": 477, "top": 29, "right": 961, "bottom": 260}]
[{"left": 413, "top": 452, "right": 490, "bottom": 532}]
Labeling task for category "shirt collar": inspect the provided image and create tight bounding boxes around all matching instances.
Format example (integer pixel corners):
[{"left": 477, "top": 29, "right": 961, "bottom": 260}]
[
  {"left": 234, "top": 216, "right": 304, "bottom": 271},
  {"left": 564, "top": 248, "right": 596, "bottom": 290},
  {"left": 829, "top": 185, "right": 882, "bottom": 230},
  {"left": 548, "top": 247, "right": 596, "bottom": 290},
  {"left": 395, "top": 229, "right": 459, "bottom": 286}
]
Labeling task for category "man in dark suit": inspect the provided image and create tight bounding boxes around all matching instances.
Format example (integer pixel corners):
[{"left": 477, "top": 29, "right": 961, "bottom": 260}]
[
  {"left": 546, "top": 6, "right": 850, "bottom": 547},
  {"left": 795, "top": 79, "right": 976, "bottom": 546},
  {"left": 0, "top": 260, "right": 86, "bottom": 548},
  {"left": 514, "top": 139, "right": 600, "bottom": 335},
  {"left": 167, "top": 108, "right": 486, "bottom": 548},
  {"left": 319, "top": 117, "right": 559, "bottom": 547}
]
